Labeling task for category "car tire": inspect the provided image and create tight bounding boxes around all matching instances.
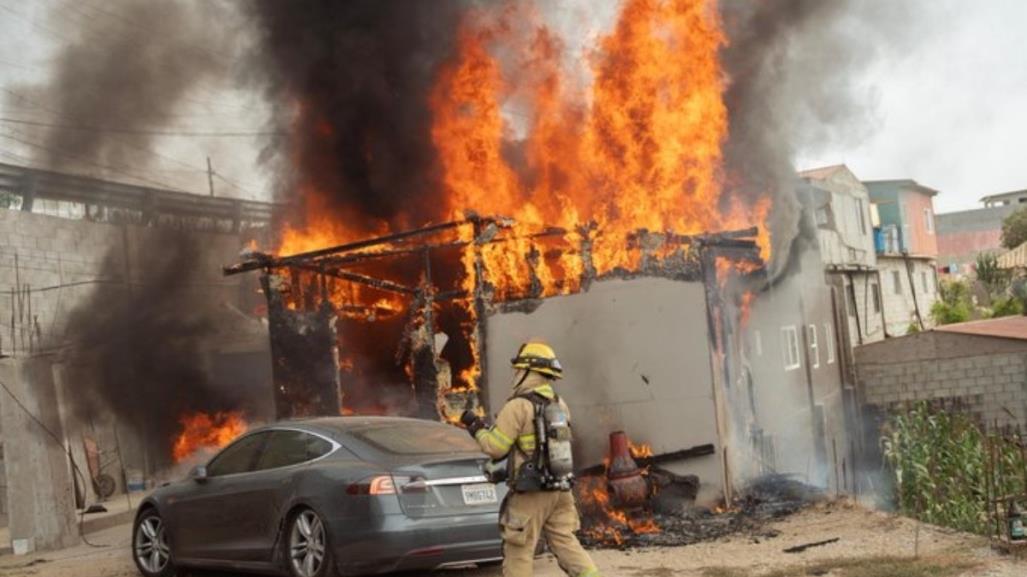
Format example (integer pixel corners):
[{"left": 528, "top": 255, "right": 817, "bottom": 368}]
[
  {"left": 284, "top": 507, "right": 335, "bottom": 577},
  {"left": 132, "top": 508, "right": 178, "bottom": 577}
]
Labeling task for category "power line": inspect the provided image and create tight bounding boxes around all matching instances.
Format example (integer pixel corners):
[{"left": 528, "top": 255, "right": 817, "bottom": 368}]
[
  {"left": 0, "top": 128, "right": 197, "bottom": 193},
  {"left": 0, "top": 117, "right": 279, "bottom": 138}
]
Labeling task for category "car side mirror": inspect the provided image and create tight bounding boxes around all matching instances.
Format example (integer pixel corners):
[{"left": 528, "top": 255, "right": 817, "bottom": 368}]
[{"left": 191, "top": 465, "right": 209, "bottom": 483}]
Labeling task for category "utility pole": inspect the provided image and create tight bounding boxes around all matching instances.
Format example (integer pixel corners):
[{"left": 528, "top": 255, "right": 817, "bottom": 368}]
[{"left": 206, "top": 156, "right": 215, "bottom": 197}]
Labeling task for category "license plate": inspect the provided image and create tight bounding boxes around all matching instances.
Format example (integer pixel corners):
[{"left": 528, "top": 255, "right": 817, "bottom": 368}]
[{"left": 461, "top": 482, "right": 497, "bottom": 506}]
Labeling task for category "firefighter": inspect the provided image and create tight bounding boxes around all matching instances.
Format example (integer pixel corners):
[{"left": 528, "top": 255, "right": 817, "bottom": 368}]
[{"left": 460, "top": 342, "right": 600, "bottom": 577}]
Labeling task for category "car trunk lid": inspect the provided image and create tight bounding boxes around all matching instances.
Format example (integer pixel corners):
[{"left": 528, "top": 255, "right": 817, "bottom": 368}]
[{"left": 391, "top": 454, "right": 504, "bottom": 518}]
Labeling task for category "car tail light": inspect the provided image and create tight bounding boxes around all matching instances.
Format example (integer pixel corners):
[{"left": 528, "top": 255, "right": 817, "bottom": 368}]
[
  {"left": 346, "top": 475, "right": 394, "bottom": 495},
  {"left": 346, "top": 475, "right": 415, "bottom": 496}
]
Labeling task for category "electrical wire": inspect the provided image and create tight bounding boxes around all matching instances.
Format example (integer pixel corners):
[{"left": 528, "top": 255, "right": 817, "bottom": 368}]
[
  {"left": 0, "top": 376, "right": 108, "bottom": 548},
  {"left": 0, "top": 117, "right": 279, "bottom": 138},
  {"left": 0, "top": 130, "right": 197, "bottom": 194}
]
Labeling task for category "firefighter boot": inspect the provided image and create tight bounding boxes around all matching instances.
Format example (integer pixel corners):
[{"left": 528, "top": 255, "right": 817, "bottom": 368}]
[{"left": 501, "top": 492, "right": 599, "bottom": 577}]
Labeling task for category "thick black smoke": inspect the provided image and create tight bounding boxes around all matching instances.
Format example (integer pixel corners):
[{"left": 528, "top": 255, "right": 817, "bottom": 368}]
[
  {"left": 719, "top": 0, "right": 911, "bottom": 276},
  {"left": 15, "top": 1, "right": 256, "bottom": 462},
  {"left": 7, "top": 0, "right": 235, "bottom": 173},
  {"left": 243, "top": 0, "right": 466, "bottom": 235},
  {"left": 61, "top": 232, "right": 259, "bottom": 461}
]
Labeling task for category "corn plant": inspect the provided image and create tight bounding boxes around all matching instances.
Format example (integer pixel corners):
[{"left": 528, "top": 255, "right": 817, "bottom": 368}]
[{"left": 881, "top": 403, "right": 1027, "bottom": 535}]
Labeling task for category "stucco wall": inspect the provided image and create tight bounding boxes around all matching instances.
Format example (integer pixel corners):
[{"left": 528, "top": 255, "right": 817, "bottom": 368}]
[{"left": 483, "top": 278, "right": 724, "bottom": 497}]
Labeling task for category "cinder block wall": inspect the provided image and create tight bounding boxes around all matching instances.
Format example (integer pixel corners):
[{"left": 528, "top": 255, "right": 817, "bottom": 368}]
[
  {"left": 0, "top": 208, "right": 255, "bottom": 356},
  {"left": 855, "top": 331, "right": 1027, "bottom": 427},
  {"left": 0, "top": 208, "right": 121, "bottom": 355}
]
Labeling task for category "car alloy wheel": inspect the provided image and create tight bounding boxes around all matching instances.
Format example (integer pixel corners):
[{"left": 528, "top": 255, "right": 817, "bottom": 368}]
[
  {"left": 289, "top": 509, "right": 328, "bottom": 577},
  {"left": 134, "top": 514, "right": 171, "bottom": 575}
]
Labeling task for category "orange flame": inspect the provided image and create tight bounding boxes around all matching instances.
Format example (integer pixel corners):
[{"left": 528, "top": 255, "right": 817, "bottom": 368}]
[
  {"left": 630, "top": 441, "right": 654, "bottom": 460},
  {"left": 171, "top": 411, "right": 247, "bottom": 463},
  {"left": 577, "top": 475, "right": 660, "bottom": 545},
  {"left": 271, "top": 0, "right": 772, "bottom": 418}
]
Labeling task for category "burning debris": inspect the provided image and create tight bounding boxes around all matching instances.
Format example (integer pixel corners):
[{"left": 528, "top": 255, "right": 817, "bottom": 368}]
[
  {"left": 570, "top": 429, "right": 824, "bottom": 550},
  {"left": 171, "top": 411, "right": 248, "bottom": 463},
  {"left": 579, "top": 461, "right": 824, "bottom": 550}
]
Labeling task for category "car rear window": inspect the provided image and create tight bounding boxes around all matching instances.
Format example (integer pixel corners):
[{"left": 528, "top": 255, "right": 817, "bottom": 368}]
[{"left": 350, "top": 422, "right": 480, "bottom": 455}]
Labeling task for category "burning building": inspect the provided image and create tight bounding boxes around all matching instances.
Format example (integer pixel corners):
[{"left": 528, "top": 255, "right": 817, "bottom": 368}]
[{"left": 222, "top": 0, "right": 865, "bottom": 543}]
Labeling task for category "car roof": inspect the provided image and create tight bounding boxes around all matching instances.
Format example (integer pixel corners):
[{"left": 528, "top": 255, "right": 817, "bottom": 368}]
[{"left": 248, "top": 415, "right": 447, "bottom": 440}]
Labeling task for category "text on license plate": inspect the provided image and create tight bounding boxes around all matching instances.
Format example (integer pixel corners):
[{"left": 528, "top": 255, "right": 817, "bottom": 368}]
[{"left": 461, "top": 483, "right": 497, "bottom": 506}]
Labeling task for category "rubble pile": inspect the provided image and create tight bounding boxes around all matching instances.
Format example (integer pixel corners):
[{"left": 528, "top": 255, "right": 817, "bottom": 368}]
[{"left": 579, "top": 473, "right": 824, "bottom": 550}]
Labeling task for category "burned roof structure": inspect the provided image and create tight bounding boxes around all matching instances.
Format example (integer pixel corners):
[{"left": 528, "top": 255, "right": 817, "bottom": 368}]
[{"left": 224, "top": 217, "right": 763, "bottom": 426}]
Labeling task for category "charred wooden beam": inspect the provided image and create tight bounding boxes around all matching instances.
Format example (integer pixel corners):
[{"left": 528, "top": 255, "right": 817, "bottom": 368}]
[
  {"left": 576, "top": 443, "right": 716, "bottom": 477},
  {"left": 262, "top": 273, "right": 342, "bottom": 419},
  {"left": 224, "top": 219, "right": 468, "bottom": 276},
  {"left": 286, "top": 262, "right": 418, "bottom": 296},
  {"left": 223, "top": 219, "right": 570, "bottom": 277}
]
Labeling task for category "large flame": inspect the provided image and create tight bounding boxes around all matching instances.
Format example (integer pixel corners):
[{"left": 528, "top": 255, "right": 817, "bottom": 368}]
[
  {"left": 171, "top": 411, "right": 248, "bottom": 463},
  {"left": 430, "top": 0, "right": 742, "bottom": 273},
  {"left": 281, "top": 0, "right": 768, "bottom": 261},
  {"left": 273, "top": 0, "right": 770, "bottom": 417}
]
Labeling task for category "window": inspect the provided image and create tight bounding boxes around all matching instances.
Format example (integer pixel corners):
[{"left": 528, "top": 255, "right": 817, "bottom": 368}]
[
  {"left": 892, "top": 270, "right": 902, "bottom": 295},
  {"left": 856, "top": 198, "right": 867, "bottom": 235},
  {"left": 808, "top": 324, "right": 820, "bottom": 368},
  {"left": 255, "top": 430, "right": 334, "bottom": 471},
  {"left": 846, "top": 286, "right": 857, "bottom": 317},
  {"left": 921, "top": 271, "right": 929, "bottom": 293},
  {"left": 871, "top": 282, "right": 881, "bottom": 313},
  {"left": 824, "top": 323, "right": 836, "bottom": 364},
  {"left": 815, "top": 206, "right": 829, "bottom": 226},
  {"left": 781, "top": 326, "right": 801, "bottom": 371},
  {"left": 924, "top": 208, "right": 934, "bottom": 234},
  {"left": 207, "top": 432, "right": 268, "bottom": 477},
  {"left": 351, "top": 421, "right": 480, "bottom": 455}
]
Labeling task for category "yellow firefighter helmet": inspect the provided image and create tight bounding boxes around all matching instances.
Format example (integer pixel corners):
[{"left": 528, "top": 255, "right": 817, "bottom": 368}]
[{"left": 511, "top": 341, "right": 563, "bottom": 379}]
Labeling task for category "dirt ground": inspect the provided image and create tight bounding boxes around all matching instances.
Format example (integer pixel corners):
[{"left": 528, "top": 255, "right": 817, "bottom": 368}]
[{"left": 1, "top": 501, "right": 1025, "bottom": 577}]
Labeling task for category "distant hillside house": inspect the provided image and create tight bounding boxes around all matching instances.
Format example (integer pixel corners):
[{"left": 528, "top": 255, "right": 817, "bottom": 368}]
[
  {"left": 864, "top": 179, "right": 941, "bottom": 337},
  {"left": 935, "top": 189, "right": 1027, "bottom": 276}
]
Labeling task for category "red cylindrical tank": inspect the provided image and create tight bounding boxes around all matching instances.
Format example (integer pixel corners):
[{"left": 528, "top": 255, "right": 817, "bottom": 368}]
[{"left": 606, "top": 431, "right": 649, "bottom": 509}]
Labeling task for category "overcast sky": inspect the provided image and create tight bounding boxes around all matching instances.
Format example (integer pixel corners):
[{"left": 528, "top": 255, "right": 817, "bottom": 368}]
[
  {"left": 798, "top": 0, "right": 1027, "bottom": 213},
  {"left": 0, "top": 1, "right": 1024, "bottom": 213}
]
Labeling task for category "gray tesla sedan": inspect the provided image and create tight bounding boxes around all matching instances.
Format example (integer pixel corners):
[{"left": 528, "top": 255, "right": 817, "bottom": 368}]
[{"left": 132, "top": 416, "right": 506, "bottom": 577}]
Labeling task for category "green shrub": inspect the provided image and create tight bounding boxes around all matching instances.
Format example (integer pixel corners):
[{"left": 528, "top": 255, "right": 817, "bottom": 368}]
[
  {"left": 931, "top": 278, "right": 974, "bottom": 325},
  {"left": 930, "top": 299, "right": 970, "bottom": 325},
  {"left": 990, "top": 296, "right": 1023, "bottom": 318}
]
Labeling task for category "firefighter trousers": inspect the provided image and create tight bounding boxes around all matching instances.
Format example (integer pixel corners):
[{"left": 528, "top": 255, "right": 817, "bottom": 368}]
[{"left": 500, "top": 490, "right": 599, "bottom": 577}]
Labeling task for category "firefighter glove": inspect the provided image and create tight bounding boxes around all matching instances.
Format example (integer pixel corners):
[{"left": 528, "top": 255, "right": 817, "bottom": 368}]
[{"left": 460, "top": 409, "right": 486, "bottom": 437}]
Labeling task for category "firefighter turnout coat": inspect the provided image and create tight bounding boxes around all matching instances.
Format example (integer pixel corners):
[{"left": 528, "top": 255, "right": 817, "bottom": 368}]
[{"left": 473, "top": 370, "right": 599, "bottom": 577}]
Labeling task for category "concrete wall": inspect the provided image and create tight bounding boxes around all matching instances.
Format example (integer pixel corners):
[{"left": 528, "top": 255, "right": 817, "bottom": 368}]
[
  {"left": 0, "top": 206, "right": 272, "bottom": 518},
  {"left": 877, "top": 256, "right": 939, "bottom": 336},
  {"left": 855, "top": 331, "right": 1027, "bottom": 427},
  {"left": 483, "top": 278, "right": 725, "bottom": 500},
  {"left": 0, "top": 207, "right": 260, "bottom": 357},
  {"left": 0, "top": 358, "right": 79, "bottom": 552}
]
